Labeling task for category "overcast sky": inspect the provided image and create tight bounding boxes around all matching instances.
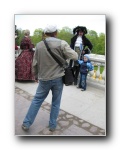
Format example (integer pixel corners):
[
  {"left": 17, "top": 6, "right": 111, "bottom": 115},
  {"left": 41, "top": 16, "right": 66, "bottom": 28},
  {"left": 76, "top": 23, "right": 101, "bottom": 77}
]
[{"left": 15, "top": 14, "right": 105, "bottom": 35}]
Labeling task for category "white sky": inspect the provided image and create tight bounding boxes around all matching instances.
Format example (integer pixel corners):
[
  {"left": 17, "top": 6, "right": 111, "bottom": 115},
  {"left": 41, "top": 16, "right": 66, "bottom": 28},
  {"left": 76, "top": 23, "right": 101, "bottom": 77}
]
[{"left": 15, "top": 15, "right": 105, "bottom": 35}]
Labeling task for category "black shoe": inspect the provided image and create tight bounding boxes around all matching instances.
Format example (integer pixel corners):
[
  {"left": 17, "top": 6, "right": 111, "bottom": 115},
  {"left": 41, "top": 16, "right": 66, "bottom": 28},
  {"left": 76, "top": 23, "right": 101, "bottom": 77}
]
[
  {"left": 77, "top": 86, "right": 82, "bottom": 88},
  {"left": 49, "top": 128, "right": 55, "bottom": 132},
  {"left": 21, "top": 124, "right": 29, "bottom": 131},
  {"left": 74, "top": 79, "right": 77, "bottom": 85},
  {"left": 74, "top": 82, "right": 77, "bottom": 85},
  {"left": 81, "top": 89, "right": 85, "bottom": 91}
]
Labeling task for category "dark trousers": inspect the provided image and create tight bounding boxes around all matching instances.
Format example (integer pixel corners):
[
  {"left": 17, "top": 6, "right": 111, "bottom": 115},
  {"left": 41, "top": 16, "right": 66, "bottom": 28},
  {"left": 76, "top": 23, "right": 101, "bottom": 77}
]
[
  {"left": 73, "top": 65, "right": 80, "bottom": 85},
  {"left": 69, "top": 60, "right": 80, "bottom": 85},
  {"left": 79, "top": 73, "right": 87, "bottom": 90},
  {"left": 69, "top": 47, "right": 83, "bottom": 85}
]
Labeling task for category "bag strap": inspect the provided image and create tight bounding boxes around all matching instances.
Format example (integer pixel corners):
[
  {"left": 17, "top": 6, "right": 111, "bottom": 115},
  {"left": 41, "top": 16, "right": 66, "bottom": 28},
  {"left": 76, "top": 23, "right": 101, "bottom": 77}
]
[{"left": 43, "top": 40, "right": 64, "bottom": 67}]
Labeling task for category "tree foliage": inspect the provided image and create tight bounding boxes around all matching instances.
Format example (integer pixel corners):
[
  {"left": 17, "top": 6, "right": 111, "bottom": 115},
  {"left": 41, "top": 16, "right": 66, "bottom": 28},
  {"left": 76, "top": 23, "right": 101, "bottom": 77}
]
[
  {"left": 86, "top": 30, "right": 105, "bottom": 55},
  {"left": 16, "top": 27, "right": 105, "bottom": 55},
  {"left": 31, "top": 28, "right": 43, "bottom": 45},
  {"left": 15, "top": 29, "right": 24, "bottom": 46},
  {"left": 57, "top": 26, "right": 73, "bottom": 44}
]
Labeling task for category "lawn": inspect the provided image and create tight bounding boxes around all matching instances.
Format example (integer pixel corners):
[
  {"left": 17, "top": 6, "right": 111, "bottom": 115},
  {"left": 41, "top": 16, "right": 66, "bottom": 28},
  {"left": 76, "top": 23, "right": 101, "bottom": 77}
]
[{"left": 94, "top": 66, "right": 104, "bottom": 74}]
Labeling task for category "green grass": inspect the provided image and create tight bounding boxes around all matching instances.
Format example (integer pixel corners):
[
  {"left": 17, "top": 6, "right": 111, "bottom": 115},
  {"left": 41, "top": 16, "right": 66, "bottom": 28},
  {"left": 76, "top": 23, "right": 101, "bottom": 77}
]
[{"left": 94, "top": 66, "right": 104, "bottom": 74}]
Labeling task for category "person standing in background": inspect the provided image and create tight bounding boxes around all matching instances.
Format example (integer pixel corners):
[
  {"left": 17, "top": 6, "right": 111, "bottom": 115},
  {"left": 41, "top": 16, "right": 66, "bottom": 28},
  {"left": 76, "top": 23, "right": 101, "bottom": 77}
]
[
  {"left": 70, "top": 26, "right": 93, "bottom": 85},
  {"left": 15, "top": 29, "right": 35, "bottom": 81}
]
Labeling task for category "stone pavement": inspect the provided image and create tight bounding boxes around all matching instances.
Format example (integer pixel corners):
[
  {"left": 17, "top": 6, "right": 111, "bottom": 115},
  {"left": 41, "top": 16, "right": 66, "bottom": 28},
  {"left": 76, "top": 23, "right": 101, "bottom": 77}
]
[
  {"left": 15, "top": 81, "right": 106, "bottom": 129},
  {"left": 15, "top": 86, "right": 105, "bottom": 136}
]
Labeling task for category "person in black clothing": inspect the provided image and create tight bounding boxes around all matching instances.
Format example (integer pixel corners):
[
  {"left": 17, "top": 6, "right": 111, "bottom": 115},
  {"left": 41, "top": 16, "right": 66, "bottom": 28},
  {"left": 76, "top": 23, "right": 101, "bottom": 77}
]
[{"left": 69, "top": 26, "right": 93, "bottom": 85}]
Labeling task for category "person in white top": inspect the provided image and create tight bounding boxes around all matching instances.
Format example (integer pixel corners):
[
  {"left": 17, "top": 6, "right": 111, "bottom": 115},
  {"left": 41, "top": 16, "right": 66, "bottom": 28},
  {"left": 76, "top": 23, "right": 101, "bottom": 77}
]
[{"left": 70, "top": 26, "right": 93, "bottom": 85}]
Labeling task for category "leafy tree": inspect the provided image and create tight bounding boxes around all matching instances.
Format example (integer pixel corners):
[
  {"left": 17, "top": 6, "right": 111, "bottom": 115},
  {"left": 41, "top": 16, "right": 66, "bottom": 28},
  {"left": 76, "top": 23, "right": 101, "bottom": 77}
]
[
  {"left": 31, "top": 28, "right": 43, "bottom": 46},
  {"left": 15, "top": 26, "right": 105, "bottom": 55},
  {"left": 88, "top": 30, "right": 98, "bottom": 38},
  {"left": 57, "top": 26, "right": 73, "bottom": 44},
  {"left": 86, "top": 30, "right": 105, "bottom": 55},
  {"left": 15, "top": 28, "right": 24, "bottom": 46}
]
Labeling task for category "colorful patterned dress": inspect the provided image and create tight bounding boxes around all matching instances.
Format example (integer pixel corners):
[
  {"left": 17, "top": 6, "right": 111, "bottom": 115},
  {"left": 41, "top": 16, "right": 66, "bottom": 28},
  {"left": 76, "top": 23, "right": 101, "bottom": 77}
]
[{"left": 15, "top": 36, "right": 35, "bottom": 81}]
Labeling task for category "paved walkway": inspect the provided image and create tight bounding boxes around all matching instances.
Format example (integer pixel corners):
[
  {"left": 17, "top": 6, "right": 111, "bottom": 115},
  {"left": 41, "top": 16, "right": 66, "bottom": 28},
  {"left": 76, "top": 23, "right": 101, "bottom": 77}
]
[{"left": 15, "top": 81, "right": 106, "bottom": 136}]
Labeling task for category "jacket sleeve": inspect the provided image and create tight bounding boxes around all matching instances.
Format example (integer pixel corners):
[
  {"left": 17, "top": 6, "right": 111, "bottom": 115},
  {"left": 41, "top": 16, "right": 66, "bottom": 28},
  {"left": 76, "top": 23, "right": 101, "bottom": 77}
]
[
  {"left": 87, "top": 62, "right": 94, "bottom": 71},
  {"left": 61, "top": 40, "right": 78, "bottom": 60},
  {"left": 77, "top": 60, "right": 83, "bottom": 64},
  {"left": 70, "top": 35, "right": 77, "bottom": 49},
  {"left": 83, "top": 36, "right": 93, "bottom": 54},
  {"left": 86, "top": 38, "right": 93, "bottom": 50},
  {"left": 32, "top": 47, "right": 38, "bottom": 79}
]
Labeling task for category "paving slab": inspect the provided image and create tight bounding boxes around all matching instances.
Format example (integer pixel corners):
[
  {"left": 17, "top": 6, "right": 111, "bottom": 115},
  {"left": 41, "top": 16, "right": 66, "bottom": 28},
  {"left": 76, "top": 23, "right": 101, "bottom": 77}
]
[
  {"left": 15, "top": 81, "right": 106, "bottom": 129},
  {"left": 15, "top": 87, "right": 106, "bottom": 136}
]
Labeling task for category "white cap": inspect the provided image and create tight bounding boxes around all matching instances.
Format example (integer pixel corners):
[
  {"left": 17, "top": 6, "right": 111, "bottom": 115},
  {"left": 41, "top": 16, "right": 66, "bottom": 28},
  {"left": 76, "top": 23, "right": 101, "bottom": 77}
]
[{"left": 44, "top": 24, "right": 57, "bottom": 33}]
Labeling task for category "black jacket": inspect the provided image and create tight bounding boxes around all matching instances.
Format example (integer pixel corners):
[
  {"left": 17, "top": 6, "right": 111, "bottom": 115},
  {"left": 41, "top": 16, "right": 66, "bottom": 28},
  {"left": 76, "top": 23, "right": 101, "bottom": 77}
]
[{"left": 70, "top": 35, "right": 93, "bottom": 54}]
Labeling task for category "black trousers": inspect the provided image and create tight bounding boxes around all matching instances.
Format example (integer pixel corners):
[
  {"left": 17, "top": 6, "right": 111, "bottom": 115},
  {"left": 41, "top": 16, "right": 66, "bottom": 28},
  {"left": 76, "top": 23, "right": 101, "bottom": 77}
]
[
  {"left": 73, "top": 65, "right": 80, "bottom": 85},
  {"left": 69, "top": 59, "right": 80, "bottom": 85},
  {"left": 69, "top": 47, "right": 82, "bottom": 85}
]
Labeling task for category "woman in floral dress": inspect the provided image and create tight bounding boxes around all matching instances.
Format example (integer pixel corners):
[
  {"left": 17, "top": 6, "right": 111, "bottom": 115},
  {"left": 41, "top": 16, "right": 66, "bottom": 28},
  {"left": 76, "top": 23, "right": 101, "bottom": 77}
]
[{"left": 15, "top": 29, "right": 35, "bottom": 81}]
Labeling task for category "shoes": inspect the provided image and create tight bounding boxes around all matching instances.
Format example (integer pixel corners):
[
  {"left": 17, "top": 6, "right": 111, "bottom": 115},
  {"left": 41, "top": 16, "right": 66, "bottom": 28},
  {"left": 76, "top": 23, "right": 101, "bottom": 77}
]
[
  {"left": 77, "top": 86, "right": 82, "bottom": 88},
  {"left": 81, "top": 89, "right": 85, "bottom": 91},
  {"left": 49, "top": 128, "right": 55, "bottom": 132},
  {"left": 21, "top": 124, "right": 29, "bottom": 131},
  {"left": 74, "top": 80, "right": 77, "bottom": 85}
]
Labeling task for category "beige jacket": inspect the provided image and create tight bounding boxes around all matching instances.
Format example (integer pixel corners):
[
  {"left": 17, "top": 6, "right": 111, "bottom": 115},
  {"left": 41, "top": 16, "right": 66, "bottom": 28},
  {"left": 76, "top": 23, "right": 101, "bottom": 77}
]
[{"left": 32, "top": 37, "right": 78, "bottom": 81}]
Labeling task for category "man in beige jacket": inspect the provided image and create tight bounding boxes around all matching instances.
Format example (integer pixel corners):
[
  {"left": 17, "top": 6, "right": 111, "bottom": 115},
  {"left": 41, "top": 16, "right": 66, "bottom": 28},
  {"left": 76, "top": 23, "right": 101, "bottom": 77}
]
[{"left": 22, "top": 25, "right": 78, "bottom": 132}]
